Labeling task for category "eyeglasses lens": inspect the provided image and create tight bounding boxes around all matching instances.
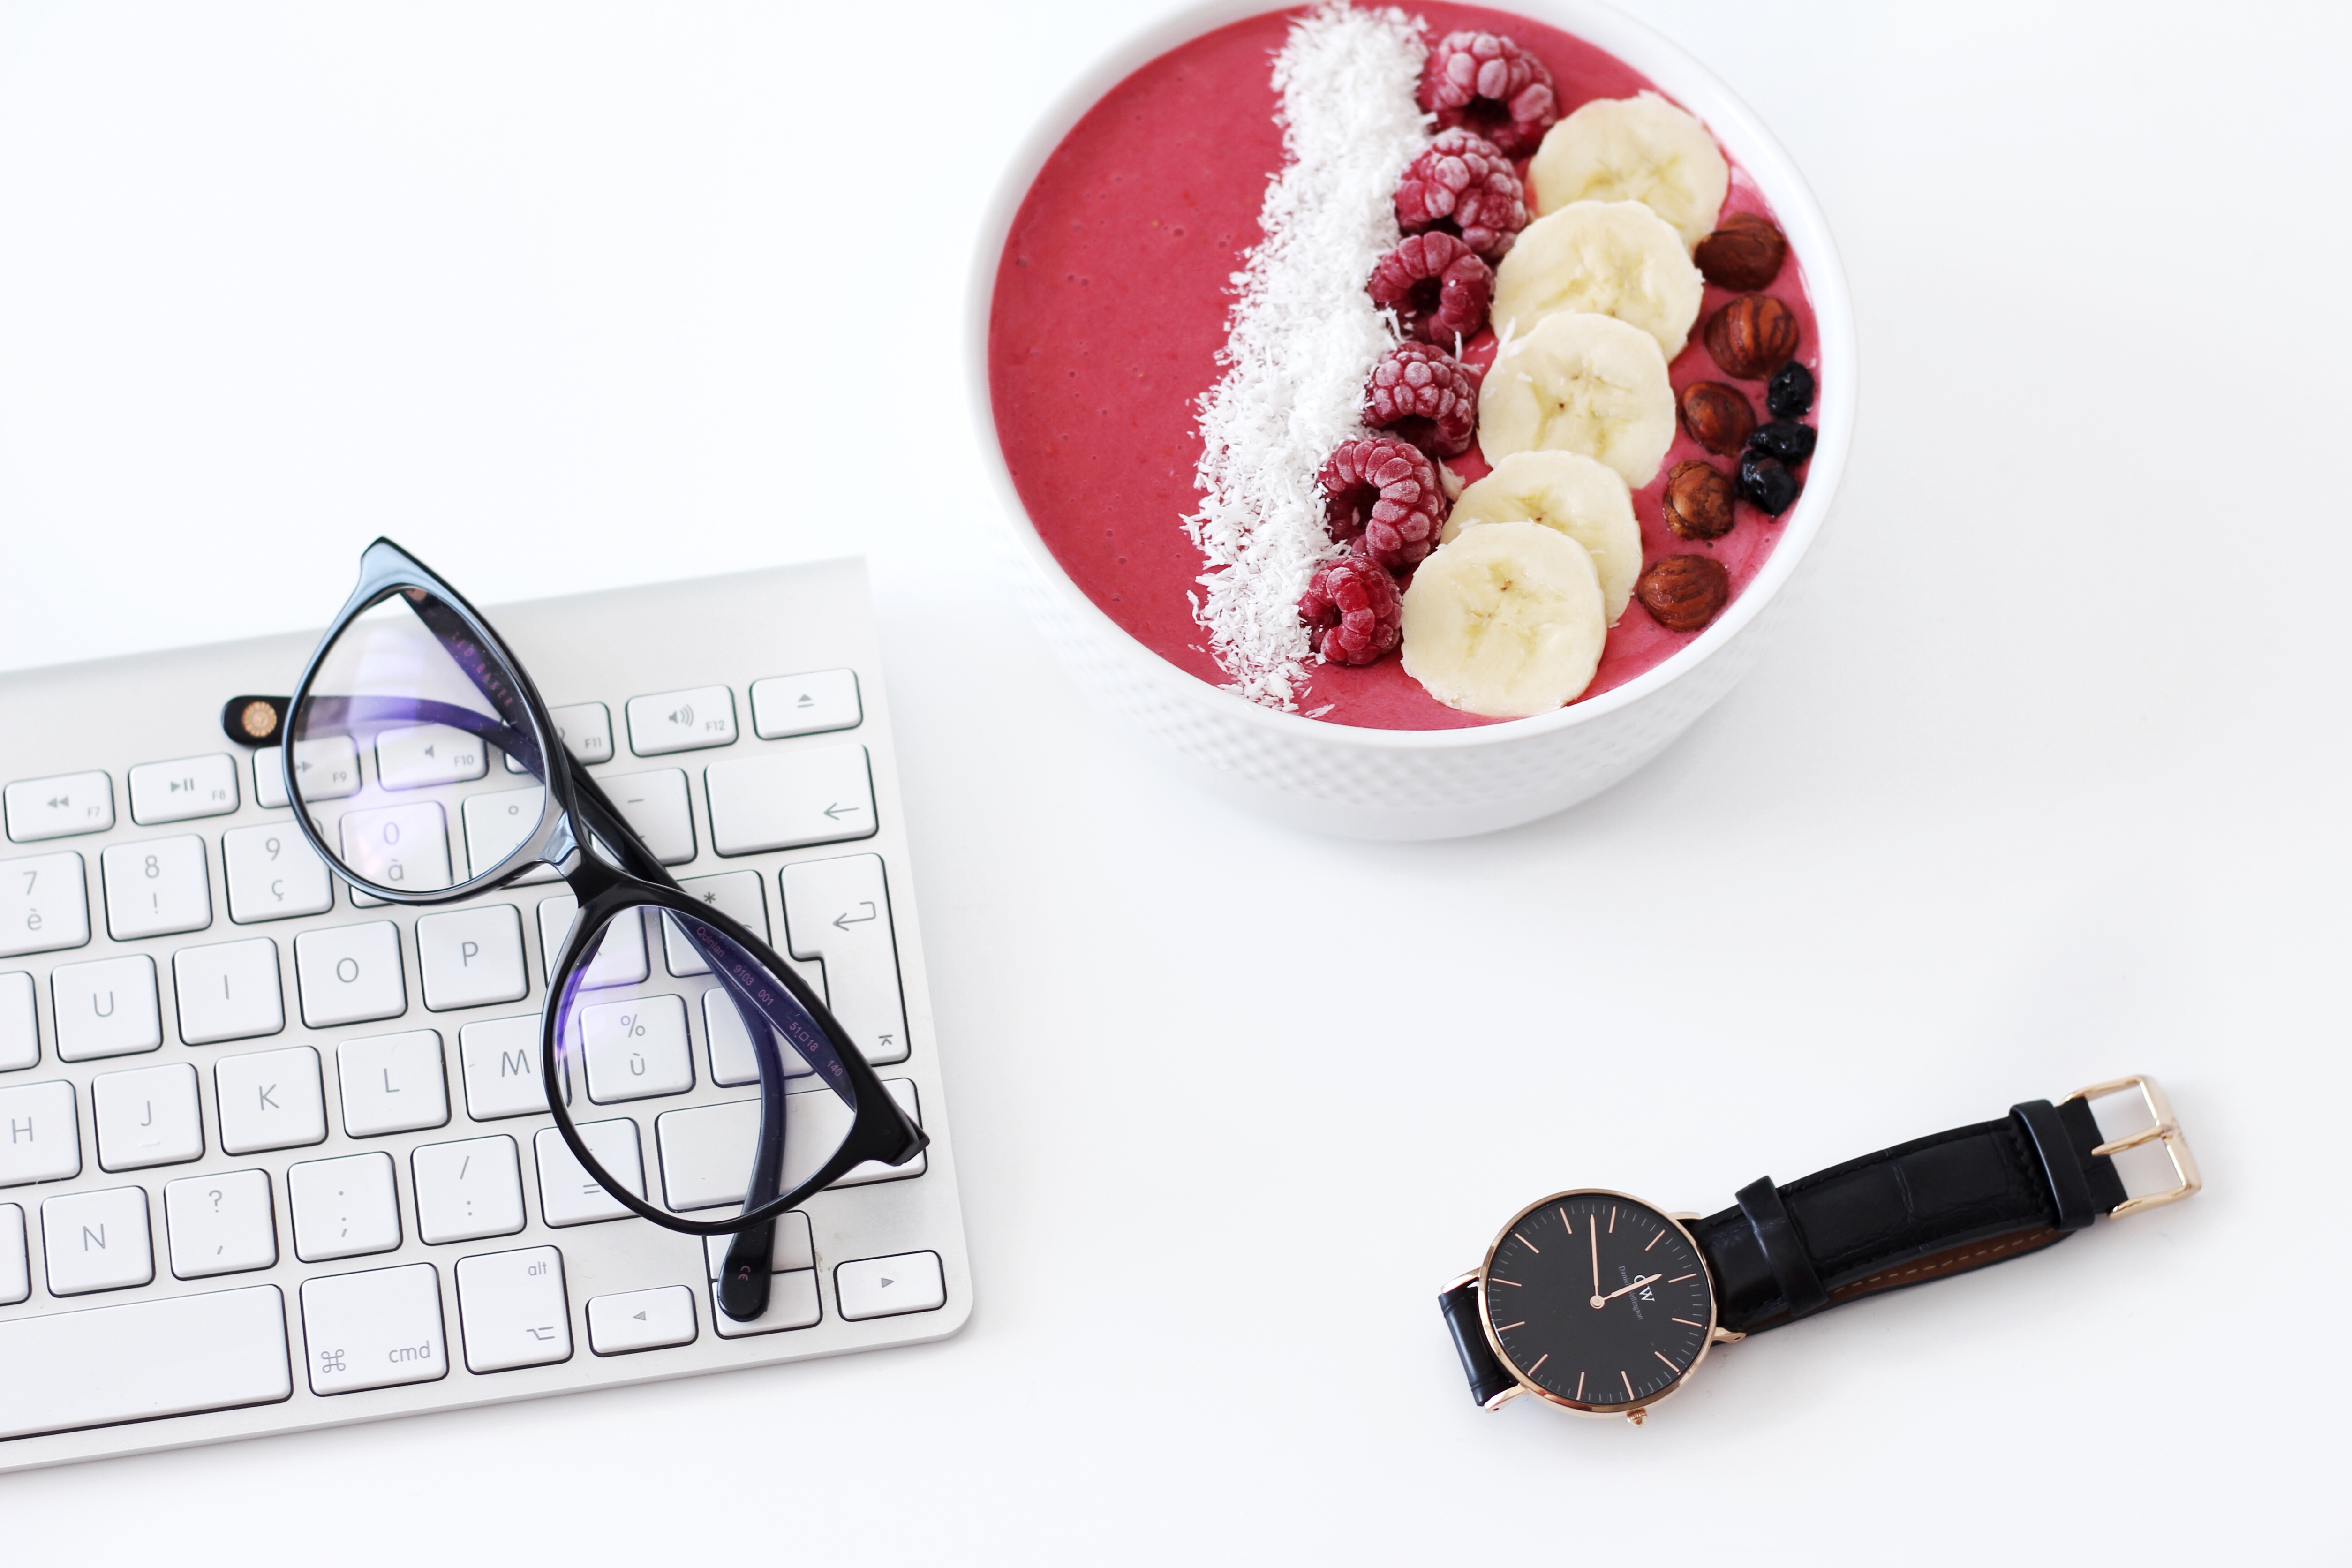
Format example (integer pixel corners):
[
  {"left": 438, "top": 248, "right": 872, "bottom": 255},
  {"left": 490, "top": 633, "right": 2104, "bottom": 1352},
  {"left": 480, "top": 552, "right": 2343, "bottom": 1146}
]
[
  {"left": 288, "top": 588, "right": 550, "bottom": 894},
  {"left": 547, "top": 904, "right": 862, "bottom": 1229}
]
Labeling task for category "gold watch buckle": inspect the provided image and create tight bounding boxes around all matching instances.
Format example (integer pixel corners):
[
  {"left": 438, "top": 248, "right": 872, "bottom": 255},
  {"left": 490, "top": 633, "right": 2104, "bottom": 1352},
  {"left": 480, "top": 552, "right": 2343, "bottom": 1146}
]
[{"left": 2062, "top": 1075, "right": 2201, "bottom": 1218}]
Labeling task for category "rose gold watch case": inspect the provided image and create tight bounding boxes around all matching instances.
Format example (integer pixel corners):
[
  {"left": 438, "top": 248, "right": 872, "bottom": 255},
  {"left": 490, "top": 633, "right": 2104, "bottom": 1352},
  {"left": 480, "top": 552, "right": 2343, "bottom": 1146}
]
[{"left": 1475, "top": 1187, "right": 1721, "bottom": 1421}]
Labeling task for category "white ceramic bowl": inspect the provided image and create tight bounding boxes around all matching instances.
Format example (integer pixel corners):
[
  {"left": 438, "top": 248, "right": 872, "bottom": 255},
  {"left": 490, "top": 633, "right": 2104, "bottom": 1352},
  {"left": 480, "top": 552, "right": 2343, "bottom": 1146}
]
[{"left": 968, "top": 0, "right": 1854, "bottom": 840}]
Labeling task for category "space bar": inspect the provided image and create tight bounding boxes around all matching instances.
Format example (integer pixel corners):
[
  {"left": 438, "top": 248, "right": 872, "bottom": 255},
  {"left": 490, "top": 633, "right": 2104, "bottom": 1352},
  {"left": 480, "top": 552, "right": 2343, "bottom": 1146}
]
[{"left": 0, "top": 1286, "right": 293, "bottom": 1441}]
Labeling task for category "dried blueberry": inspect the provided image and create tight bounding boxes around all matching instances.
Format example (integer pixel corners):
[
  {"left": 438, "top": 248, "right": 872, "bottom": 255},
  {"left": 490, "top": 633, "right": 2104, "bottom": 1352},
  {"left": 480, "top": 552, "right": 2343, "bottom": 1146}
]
[
  {"left": 1746, "top": 420, "right": 1816, "bottom": 464},
  {"left": 1738, "top": 450, "right": 1801, "bottom": 515},
  {"left": 1765, "top": 362, "right": 1815, "bottom": 419}
]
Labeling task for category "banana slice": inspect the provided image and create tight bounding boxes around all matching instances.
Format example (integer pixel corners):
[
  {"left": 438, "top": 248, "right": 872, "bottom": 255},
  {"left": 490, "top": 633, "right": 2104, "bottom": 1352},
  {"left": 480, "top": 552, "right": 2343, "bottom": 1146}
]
[
  {"left": 1491, "top": 200, "right": 1703, "bottom": 361},
  {"left": 1529, "top": 92, "right": 1729, "bottom": 251},
  {"left": 1475, "top": 310, "right": 1675, "bottom": 488},
  {"left": 1402, "top": 520, "right": 1608, "bottom": 718},
  {"left": 1440, "top": 450, "right": 1640, "bottom": 626}
]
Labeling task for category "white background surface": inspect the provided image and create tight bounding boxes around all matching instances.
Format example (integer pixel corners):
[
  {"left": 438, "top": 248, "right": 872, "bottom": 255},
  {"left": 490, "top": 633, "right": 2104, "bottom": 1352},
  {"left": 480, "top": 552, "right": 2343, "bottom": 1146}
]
[{"left": 1, "top": 0, "right": 2345, "bottom": 1560}]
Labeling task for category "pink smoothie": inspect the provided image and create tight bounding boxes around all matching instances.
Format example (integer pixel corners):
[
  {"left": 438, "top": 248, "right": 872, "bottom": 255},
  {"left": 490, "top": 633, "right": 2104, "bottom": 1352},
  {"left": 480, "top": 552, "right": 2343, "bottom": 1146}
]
[{"left": 989, "top": 2, "right": 1821, "bottom": 730}]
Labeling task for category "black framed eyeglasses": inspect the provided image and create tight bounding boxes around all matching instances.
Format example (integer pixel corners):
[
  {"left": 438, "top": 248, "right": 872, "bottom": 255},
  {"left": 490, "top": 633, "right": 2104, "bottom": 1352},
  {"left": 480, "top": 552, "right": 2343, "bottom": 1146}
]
[{"left": 233, "top": 537, "right": 926, "bottom": 1322}]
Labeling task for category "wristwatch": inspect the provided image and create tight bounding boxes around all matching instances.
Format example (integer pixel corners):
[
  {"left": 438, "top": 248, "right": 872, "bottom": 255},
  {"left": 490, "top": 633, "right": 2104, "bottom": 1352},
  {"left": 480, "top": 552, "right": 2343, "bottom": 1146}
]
[{"left": 1437, "top": 1075, "right": 2199, "bottom": 1424}]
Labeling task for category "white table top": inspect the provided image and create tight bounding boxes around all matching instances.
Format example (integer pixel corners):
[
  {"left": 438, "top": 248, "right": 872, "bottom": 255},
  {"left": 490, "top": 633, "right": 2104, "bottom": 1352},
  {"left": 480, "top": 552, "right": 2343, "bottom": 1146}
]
[{"left": 1, "top": 1, "right": 2343, "bottom": 1559}]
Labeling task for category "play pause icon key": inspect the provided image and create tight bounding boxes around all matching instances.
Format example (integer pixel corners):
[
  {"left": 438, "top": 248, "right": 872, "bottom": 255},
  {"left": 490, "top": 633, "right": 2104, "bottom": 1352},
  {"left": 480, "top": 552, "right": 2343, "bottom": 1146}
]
[{"left": 587, "top": 1286, "right": 698, "bottom": 1355}]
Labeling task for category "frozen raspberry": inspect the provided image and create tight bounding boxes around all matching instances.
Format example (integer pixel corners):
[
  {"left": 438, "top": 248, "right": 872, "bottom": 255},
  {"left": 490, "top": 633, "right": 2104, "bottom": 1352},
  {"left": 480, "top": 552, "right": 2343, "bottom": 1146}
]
[
  {"left": 1315, "top": 437, "right": 1446, "bottom": 572},
  {"left": 1367, "top": 232, "right": 1493, "bottom": 346},
  {"left": 1394, "top": 129, "right": 1528, "bottom": 262},
  {"left": 1418, "top": 31, "right": 1559, "bottom": 158},
  {"left": 1363, "top": 341, "right": 1476, "bottom": 460},
  {"left": 1298, "top": 551, "right": 1403, "bottom": 667}
]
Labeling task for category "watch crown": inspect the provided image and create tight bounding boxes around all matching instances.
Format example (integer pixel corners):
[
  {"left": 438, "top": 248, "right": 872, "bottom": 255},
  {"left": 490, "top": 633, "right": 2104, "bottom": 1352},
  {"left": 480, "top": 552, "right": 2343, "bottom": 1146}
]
[{"left": 1625, "top": 1408, "right": 1646, "bottom": 1426}]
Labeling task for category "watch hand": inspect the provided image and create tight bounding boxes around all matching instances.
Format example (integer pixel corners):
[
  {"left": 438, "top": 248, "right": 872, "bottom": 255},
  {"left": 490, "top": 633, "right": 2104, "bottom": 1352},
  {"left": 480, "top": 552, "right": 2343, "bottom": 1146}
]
[
  {"left": 1589, "top": 1223, "right": 1603, "bottom": 1308},
  {"left": 1601, "top": 1273, "right": 1663, "bottom": 1302}
]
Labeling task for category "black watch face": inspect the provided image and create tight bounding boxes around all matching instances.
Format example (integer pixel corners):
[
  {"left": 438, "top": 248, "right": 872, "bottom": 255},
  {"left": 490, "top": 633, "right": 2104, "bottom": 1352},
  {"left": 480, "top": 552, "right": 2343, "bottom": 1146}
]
[{"left": 1481, "top": 1191, "right": 1715, "bottom": 1411}]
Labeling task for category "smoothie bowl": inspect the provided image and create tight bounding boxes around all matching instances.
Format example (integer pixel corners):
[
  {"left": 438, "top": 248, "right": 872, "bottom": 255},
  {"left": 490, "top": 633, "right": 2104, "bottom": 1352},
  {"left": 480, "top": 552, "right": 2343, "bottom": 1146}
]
[{"left": 971, "top": 0, "right": 1853, "bottom": 838}]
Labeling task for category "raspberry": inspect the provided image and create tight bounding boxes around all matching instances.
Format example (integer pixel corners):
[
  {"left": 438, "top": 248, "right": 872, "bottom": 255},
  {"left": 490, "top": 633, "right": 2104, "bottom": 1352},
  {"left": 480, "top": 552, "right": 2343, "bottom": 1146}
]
[
  {"left": 1363, "top": 341, "right": 1476, "bottom": 460},
  {"left": 1315, "top": 437, "right": 1446, "bottom": 573},
  {"left": 1418, "top": 31, "right": 1559, "bottom": 158},
  {"left": 1394, "top": 129, "right": 1528, "bottom": 262},
  {"left": 1367, "top": 232, "right": 1493, "bottom": 346},
  {"left": 1298, "top": 551, "right": 1403, "bottom": 667}
]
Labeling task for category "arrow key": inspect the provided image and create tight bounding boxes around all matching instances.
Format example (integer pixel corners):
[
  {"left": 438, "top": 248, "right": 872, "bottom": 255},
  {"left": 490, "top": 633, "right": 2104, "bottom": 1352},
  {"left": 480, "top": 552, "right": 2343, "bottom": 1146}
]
[
  {"left": 704, "top": 745, "right": 875, "bottom": 856},
  {"left": 588, "top": 1286, "right": 698, "bottom": 1355},
  {"left": 835, "top": 1250, "right": 944, "bottom": 1321}
]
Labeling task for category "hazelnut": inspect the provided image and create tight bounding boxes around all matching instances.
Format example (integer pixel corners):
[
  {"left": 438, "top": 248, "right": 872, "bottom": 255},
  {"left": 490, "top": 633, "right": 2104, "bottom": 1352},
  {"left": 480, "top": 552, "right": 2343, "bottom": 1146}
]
[
  {"left": 1660, "top": 461, "right": 1737, "bottom": 540},
  {"left": 1635, "top": 555, "right": 1731, "bottom": 633},
  {"left": 1703, "top": 294, "right": 1800, "bottom": 380},
  {"left": 1693, "top": 212, "right": 1787, "bottom": 291},
  {"left": 1676, "top": 381, "right": 1755, "bottom": 456}
]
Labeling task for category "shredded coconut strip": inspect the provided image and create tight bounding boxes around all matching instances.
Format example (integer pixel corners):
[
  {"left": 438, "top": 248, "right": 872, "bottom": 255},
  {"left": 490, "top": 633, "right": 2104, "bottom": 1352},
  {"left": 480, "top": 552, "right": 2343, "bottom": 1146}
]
[{"left": 1184, "top": 3, "right": 1429, "bottom": 709}]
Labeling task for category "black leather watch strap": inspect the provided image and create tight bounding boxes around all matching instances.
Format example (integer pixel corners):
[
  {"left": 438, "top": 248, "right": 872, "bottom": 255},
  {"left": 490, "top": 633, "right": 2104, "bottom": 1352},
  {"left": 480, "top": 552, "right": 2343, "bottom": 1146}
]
[
  {"left": 1439, "top": 1094, "right": 2137, "bottom": 1404},
  {"left": 1438, "top": 1279, "right": 1518, "bottom": 1409},
  {"left": 1691, "top": 1097, "right": 2126, "bottom": 1334}
]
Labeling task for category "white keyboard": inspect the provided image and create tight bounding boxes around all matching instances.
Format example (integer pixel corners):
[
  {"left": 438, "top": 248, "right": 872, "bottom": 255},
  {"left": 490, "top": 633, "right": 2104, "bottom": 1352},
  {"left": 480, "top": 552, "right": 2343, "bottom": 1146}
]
[{"left": 0, "top": 560, "right": 970, "bottom": 1472}]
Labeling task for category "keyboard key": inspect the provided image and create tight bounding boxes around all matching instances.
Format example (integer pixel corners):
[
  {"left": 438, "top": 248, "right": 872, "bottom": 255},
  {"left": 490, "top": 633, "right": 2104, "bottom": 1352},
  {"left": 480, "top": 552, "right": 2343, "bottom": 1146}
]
[
  {"left": 163, "top": 1167, "right": 278, "bottom": 1278},
  {"left": 702, "top": 1210, "right": 815, "bottom": 1277},
  {"left": 42, "top": 1185, "right": 154, "bottom": 1295},
  {"left": 587, "top": 1285, "right": 696, "bottom": 1355},
  {"left": 412, "top": 1135, "right": 526, "bottom": 1244},
  {"left": 626, "top": 686, "right": 737, "bottom": 756},
  {"left": 214, "top": 1045, "right": 327, "bottom": 1154},
  {"left": 337, "top": 1030, "right": 449, "bottom": 1137},
  {"left": 662, "top": 871, "right": 768, "bottom": 975},
  {"left": 533, "top": 1121, "right": 644, "bottom": 1227},
  {"left": 703, "top": 985, "right": 813, "bottom": 1086},
  {"left": 0, "top": 1080, "right": 82, "bottom": 1186},
  {"left": 580, "top": 991, "right": 692, "bottom": 1104},
  {"left": 294, "top": 920, "right": 407, "bottom": 1027},
  {"left": 656, "top": 1077, "right": 922, "bottom": 1212},
  {"left": 0, "top": 971, "right": 34, "bottom": 1070},
  {"left": 52, "top": 954, "right": 161, "bottom": 1061},
  {"left": 300, "top": 1263, "right": 446, "bottom": 1395},
  {"left": 337, "top": 801, "right": 452, "bottom": 896},
  {"left": 253, "top": 742, "right": 360, "bottom": 809},
  {"left": 172, "top": 936, "right": 285, "bottom": 1045},
  {"left": 460, "top": 786, "right": 554, "bottom": 882},
  {"left": 459, "top": 1014, "right": 555, "bottom": 1121},
  {"left": 222, "top": 823, "right": 334, "bottom": 923},
  {"left": 0, "top": 1203, "right": 23, "bottom": 1304},
  {"left": 0, "top": 851, "right": 90, "bottom": 958},
  {"left": 414, "top": 1133, "right": 524, "bottom": 1241},
  {"left": 0, "top": 1284, "right": 291, "bottom": 1439},
  {"left": 100, "top": 834, "right": 212, "bottom": 940},
  {"left": 704, "top": 745, "right": 875, "bottom": 856},
  {"left": 128, "top": 754, "right": 239, "bottom": 825},
  {"left": 4, "top": 771, "right": 113, "bottom": 842},
  {"left": 416, "top": 905, "right": 528, "bottom": 1011},
  {"left": 710, "top": 1270, "right": 820, "bottom": 1338},
  {"left": 536, "top": 897, "right": 646, "bottom": 988},
  {"left": 605, "top": 768, "right": 695, "bottom": 865},
  {"left": 783, "top": 854, "right": 909, "bottom": 1066},
  {"left": 750, "top": 669, "right": 862, "bottom": 739},
  {"left": 93, "top": 1061, "right": 203, "bottom": 1170},
  {"left": 455, "top": 1245, "right": 571, "bottom": 1372},
  {"left": 505, "top": 701, "right": 614, "bottom": 773},
  {"left": 835, "top": 1250, "right": 945, "bottom": 1320},
  {"left": 375, "top": 723, "right": 489, "bottom": 790},
  {"left": 281, "top": 735, "right": 362, "bottom": 803},
  {"left": 288, "top": 1151, "right": 402, "bottom": 1261}
]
